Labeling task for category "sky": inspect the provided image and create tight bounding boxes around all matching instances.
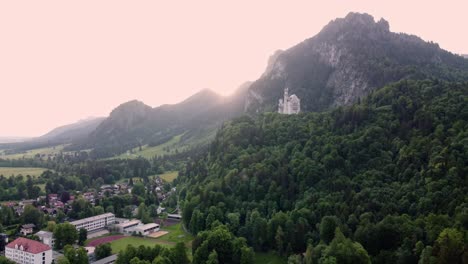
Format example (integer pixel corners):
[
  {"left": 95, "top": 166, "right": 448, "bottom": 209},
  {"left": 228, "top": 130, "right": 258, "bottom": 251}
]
[{"left": 1, "top": 1, "right": 467, "bottom": 137}]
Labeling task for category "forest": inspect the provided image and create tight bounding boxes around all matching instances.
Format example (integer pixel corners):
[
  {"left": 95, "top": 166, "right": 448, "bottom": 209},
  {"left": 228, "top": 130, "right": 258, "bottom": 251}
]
[{"left": 180, "top": 79, "right": 468, "bottom": 263}]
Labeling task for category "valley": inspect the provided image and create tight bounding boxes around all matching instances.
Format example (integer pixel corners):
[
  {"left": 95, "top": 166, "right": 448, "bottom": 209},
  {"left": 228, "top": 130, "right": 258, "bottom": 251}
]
[{"left": 0, "top": 12, "right": 467, "bottom": 264}]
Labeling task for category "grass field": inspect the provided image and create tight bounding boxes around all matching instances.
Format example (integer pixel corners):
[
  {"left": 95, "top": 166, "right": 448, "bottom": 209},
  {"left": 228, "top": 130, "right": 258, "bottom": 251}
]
[
  {"left": 157, "top": 223, "right": 193, "bottom": 245},
  {"left": 0, "top": 167, "right": 47, "bottom": 178},
  {"left": 158, "top": 171, "right": 178, "bottom": 183},
  {"left": 109, "top": 236, "right": 174, "bottom": 253},
  {"left": 254, "top": 252, "right": 287, "bottom": 264},
  {"left": 0, "top": 145, "right": 66, "bottom": 159},
  {"left": 112, "top": 134, "right": 185, "bottom": 159}
]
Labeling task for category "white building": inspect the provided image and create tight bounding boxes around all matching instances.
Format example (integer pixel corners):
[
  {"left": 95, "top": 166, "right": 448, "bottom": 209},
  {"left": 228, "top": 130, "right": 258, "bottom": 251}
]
[
  {"left": 35, "top": 231, "right": 55, "bottom": 248},
  {"left": 134, "top": 223, "right": 160, "bottom": 236},
  {"left": 278, "top": 87, "right": 300, "bottom": 114},
  {"left": 70, "top": 213, "right": 115, "bottom": 232},
  {"left": 5, "top": 237, "right": 52, "bottom": 264},
  {"left": 115, "top": 219, "right": 142, "bottom": 234}
]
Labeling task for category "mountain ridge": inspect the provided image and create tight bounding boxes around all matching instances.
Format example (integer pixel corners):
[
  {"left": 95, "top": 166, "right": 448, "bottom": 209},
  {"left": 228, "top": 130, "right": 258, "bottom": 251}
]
[{"left": 245, "top": 12, "right": 468, "bottom": 113}]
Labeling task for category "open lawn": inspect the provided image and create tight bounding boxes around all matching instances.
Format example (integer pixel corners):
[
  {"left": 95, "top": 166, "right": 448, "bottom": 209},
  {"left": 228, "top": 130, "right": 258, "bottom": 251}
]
[
  {"left": 158, "top": 171, "right": 178, "bottom": 183},
  {"left": 254, "top": 252, "right": 287, "bottom": 264},
  {"left": 109, "top": 236, "right": 174, "bottom": 253},
  {"left": 112, "top": 134, "right": 186, "bottom": 159},
  {"left": 157, "top": 223, "right": 193, "bottom": 245},
  {"left": 0, "top": 167, "right": 47, "bottom": 178},
  {"left": 0, "top": 145, "right": 66, "bottom": 159}
]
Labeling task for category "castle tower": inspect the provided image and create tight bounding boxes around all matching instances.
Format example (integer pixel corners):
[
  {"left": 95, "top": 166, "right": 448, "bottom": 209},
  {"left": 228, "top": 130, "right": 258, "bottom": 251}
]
[{"left": 278, "top": 87, "right": 300, "bottom": 114}]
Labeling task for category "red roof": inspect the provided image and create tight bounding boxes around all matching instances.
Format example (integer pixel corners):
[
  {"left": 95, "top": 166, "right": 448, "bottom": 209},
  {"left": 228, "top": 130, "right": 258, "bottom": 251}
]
[{"left": 6, "top": 237, "right": 51, "bottom": 254}]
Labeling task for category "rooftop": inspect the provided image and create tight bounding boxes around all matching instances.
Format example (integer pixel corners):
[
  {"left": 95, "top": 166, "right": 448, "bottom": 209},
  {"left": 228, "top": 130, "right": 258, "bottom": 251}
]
[
  {"left": 135, "top": 223, "right": 159, "bottom": 230},
  {"left": 36, "top": 230, "right": 53, "bottom": 238},
  {"left": 6, "top": 237, "right": 51, "bottom": 254},
  {"left": 70, "top": 213, "right": 115, "bottom": 226},
  {"left": 21, "top": 224, "right": 36, "bottom": 229},
  {"left": 116, "top": 219, "right": 141, "bottom": 228}
]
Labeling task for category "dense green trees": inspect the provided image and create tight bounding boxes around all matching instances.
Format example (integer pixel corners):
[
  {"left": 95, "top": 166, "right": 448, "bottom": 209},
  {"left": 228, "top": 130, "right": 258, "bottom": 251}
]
[
  {"left": 63, "top": 245, "right": 89, "bottom": 264},
  {"left": 180, "top": 80, "right": 468, "bottom": 263},
  {"left": 95, "top": 243, "right": 112, "bottom": 260},
  {"left": 116, "top": 242, "right": 190, "bottom": 264},
  {"left": 192, "top": 225, "right": 254, "bottom": 264},
  {"left": 78, "top": 228, "right": 87, "bottom": 246},
  {"left": 54, "top": 223, "right": 78, "bottom": 249}
]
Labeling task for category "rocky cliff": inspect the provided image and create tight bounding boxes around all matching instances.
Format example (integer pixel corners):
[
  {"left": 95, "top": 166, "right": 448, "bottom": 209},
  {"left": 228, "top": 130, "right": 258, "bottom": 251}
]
[{"left": 246, "top": 12, "right": 468, "bottom": 113}]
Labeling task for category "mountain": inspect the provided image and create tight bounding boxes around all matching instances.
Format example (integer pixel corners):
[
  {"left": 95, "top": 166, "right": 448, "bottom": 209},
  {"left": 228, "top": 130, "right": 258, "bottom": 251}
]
[
  {"left": 69, "top": 86, "right": 250, "bottom": 157},
  {"left": 245, "top": 12, "right": 468, "bottom": 113},
  {"left": 181, "top": 79, "right": 468, "bottom": 263},
  {"left": 38, "top": 117, "right": 105, "bottom": 142},
  {"left": 463, "top": 54, "right": 468, "bottom": 59},
  {"left": 0, "top": 117, "right": 104, "bottom": 153}
]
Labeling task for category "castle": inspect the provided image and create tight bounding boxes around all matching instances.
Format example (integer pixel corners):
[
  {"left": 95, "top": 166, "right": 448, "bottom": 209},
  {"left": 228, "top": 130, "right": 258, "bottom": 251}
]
[{"left": 278, "top": 87, "right": 300, "bottom": 114}]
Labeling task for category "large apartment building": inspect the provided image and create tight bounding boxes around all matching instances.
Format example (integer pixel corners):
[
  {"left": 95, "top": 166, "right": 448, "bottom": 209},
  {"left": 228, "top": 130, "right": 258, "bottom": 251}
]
[
  {"left": 5, "top": 237, "right": 52, "bottom": 264},
  {"left": 70, "top": 213, "right": 115, "bottom": 232}
]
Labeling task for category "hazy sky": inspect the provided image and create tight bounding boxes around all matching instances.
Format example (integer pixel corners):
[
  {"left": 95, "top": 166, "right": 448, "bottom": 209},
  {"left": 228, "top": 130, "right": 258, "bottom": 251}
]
[{"left": 1, "top": 1, "right": 467, "bottom": 137}]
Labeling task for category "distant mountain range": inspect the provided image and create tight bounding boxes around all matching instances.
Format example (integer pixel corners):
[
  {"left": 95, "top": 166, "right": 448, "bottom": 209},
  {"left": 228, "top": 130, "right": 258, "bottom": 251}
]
[{"left": 3, "top": 12, "right": 468, "bottom": 158}]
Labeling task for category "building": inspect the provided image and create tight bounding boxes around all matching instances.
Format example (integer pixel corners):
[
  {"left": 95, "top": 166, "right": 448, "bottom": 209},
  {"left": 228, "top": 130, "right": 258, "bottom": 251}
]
[
  {"left": 20, "top": 224, "right": 35, "bottom": 236},
  {"left": 167, "top": 214, "right": 182, "bottom": 220},
  {"left": 35, "top": 231, "right": 55, "bottom": 248},
  {"left": 5, "top": 237, "right": 52, "bottom": 264},
  {"left": 278, "top": 87, "right": 300, "bottom": 114},
  {"left": 134, "top": 223, "right": 160, "bottom": 236},
  {"left": 115, "top": 219, "right": 142, "bottom": 234},
  {"left": 70, "top": 213, "right": 115, "bottom": 232}
]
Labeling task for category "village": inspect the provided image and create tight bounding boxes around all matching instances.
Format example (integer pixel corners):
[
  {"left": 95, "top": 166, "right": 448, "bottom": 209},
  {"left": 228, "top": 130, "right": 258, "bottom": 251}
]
[{"left": 0, "top": 174, "right": 185, "bottom": 264}]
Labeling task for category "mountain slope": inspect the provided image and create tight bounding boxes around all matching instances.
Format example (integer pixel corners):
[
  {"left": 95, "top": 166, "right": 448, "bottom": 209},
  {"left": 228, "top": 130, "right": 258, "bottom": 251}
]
[
  {"left": 70, "top": 86, "right": 250, "bottom": 157},
  {"left": 0, "top": 118, "right": 104, "bottom": 153},
  {"left": 181, "top": 79, "right": 468, "bottom": 262},
  {"left": 245, "top": 12, "right": 468, "bottom": 113},
  {"left": 39, "top": 117, "right": 105, "bottom": 142}
]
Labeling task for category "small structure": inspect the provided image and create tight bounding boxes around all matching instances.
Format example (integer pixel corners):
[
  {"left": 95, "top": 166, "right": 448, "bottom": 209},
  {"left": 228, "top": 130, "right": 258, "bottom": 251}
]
[
  {"left": 36, "top": 230, "right": 55, "bottom": 248},
  {"left": 134, "top": 223, "right": 160, "bottom": 236},
  {"left": 20, "top": 224, "right": 35, "bottom": 236},
  {"left": 5, "top": 237, "right": 53, "bottom": 264},
  {"left": 167, "top": 214, "right": 182, "bottom": 220},
  {"left": 278, "top": 87, "right": 300, "bottom": 114},
  {"left": 115, "top": 219, "right": 142, "bottom": 234},
  {"left": 91, "top": 254, "right": 117, "bottom": 264}
]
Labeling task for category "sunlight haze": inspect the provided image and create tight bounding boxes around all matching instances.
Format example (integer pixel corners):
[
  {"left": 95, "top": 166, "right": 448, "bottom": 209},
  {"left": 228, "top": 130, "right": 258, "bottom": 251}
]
[{"left": 1, "top": 0, "right": 466, "bottom": 137}]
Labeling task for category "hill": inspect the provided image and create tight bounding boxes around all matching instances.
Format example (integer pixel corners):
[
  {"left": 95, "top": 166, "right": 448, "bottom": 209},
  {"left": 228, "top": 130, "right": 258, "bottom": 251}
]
[
  {"left": 181, "top": 79, "right": 468, "bottom": 263},
  {"left": 0, "top": 117, "right": 104, "bottom": 155},
  {"left": 245, "top": 12, "right": 468, "bottom": 113},
  {"left": 69, "top": 86, "right": 250, "bottom": 158}
]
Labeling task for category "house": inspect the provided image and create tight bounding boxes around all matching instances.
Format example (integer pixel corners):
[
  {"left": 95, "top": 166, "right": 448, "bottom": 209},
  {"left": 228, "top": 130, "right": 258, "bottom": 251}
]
[
  {"left": 134, "top": 223, "right": 160, "bottom": 236},
  {"left": 5, "top": 237, "right": 53, "bottom": 264},
  {"left": 35, "top": 231, "right": 55, "bottom": 248},
  {"left": 21, "top": 224, "right": 36, "bottom": 236},
  {"left": 70, "top": 213, "right": 115, "bottom": 232}
]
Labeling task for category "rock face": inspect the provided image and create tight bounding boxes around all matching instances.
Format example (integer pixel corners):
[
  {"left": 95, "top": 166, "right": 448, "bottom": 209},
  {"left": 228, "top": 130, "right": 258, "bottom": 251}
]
[{"left": 246, "top": 12, "right": 468, "bottom": 113}]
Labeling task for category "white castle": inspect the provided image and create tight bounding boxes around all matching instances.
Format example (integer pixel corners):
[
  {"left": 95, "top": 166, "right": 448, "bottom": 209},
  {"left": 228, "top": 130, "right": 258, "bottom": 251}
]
[{"left": 278, "top": 87, "right": 300, "bottom": 114}]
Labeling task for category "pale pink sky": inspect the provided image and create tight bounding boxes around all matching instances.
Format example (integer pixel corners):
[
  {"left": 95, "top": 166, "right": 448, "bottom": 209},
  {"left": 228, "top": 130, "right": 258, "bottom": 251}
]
[{"left": 1, "top": 1, "right": 467, "bottom": 137}]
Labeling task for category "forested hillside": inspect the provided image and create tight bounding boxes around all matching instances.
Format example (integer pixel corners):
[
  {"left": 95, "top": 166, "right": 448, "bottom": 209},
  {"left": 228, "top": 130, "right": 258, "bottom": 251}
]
[{"left": 181, "top": 79, "right": 468, "bottom": 263}]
